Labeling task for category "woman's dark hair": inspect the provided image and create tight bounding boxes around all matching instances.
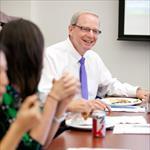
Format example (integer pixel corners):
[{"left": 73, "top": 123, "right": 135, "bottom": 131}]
[
  {"left": 0, "top": 44, "right": 6, "bottom": 53},
  {"left": 0, "top": 19, "right": 44, "bottom": 99}
]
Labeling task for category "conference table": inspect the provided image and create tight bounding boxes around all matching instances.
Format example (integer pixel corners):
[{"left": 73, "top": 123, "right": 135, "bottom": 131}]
[{"left": 48, "top": 112, "right": 150, "bottom": 150}]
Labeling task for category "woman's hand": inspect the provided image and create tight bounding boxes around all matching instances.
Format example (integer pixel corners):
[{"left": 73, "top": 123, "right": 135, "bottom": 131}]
[
  {"left": 49, "top": 72, "right": 79, "bottom": 102},
  {"left": 15, "top": 94, "right": 42, "bottom": 132}
]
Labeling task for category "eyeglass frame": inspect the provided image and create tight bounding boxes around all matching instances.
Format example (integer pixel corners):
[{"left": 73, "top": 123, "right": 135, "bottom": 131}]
[{"left": 72, "top": 24, "right": 102, "bottom": 35}]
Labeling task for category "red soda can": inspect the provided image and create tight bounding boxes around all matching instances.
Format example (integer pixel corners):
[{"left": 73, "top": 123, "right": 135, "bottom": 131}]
[{"left": 92, "top": 110, "right": 106, "bottom": 137}]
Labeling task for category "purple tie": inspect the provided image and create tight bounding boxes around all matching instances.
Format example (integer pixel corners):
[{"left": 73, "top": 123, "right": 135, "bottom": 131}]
[{"left": 79, "top": 57, "right": 88, "bottom": 99}]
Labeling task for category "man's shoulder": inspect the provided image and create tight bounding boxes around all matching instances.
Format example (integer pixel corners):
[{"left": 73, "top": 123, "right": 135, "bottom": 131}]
[{"left": 85, "top": 50, "right": 105, "bottom": 66}]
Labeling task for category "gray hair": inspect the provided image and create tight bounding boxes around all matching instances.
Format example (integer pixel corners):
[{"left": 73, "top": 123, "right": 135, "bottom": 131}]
[{"left": 70, "top": 11, "right": 99, "bottom": 25}]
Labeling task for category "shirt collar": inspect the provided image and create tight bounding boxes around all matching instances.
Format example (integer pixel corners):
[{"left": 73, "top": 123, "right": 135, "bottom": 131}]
[{"left": 66, "top": 37, "right": 82, "bottom": 63}]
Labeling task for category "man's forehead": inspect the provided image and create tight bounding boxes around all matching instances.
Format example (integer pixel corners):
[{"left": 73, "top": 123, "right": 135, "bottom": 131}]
[{"left": 77, "top": 14, "right": 100, "bottom": 27}]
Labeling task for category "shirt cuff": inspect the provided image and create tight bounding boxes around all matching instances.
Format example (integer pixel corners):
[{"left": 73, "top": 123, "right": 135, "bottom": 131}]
[{"left": 127, "top": 86, "right": 138, "bottom": 97}]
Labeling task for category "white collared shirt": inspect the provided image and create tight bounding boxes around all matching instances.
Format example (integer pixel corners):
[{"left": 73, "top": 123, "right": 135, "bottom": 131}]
[{"left": 38, "top": 38, "right": 137, "bottom": 102}]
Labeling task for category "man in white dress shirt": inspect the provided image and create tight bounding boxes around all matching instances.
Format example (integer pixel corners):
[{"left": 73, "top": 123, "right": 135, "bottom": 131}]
[{"left": 38, "top": 11, "right": 149, "bottom": 115}]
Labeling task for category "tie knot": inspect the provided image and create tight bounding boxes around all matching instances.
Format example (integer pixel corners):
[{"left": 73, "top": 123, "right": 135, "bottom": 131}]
[{"left": 79, "top": 57, "right": 85, "bottom": 65}]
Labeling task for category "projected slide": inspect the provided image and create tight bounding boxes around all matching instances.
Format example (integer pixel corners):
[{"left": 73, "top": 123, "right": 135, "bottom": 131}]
[{"left": 124, "top": 0, "right": 150, "bottom": 35}]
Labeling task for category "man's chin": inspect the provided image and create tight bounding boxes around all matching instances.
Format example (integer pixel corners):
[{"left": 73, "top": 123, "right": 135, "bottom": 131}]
[
  {"left": 78, "top": 47, "right": 91, "bottom": 55},
  {"left": 82, "top": 45, "right": 93, "bottom": 51},
  {"left": 83, "top": 48, "right": 91, "bottom": 54}
]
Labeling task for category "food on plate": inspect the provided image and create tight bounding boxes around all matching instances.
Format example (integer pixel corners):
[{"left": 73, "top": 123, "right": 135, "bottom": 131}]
[
  {"left": 81, "top": 112, "right": 90, "bottom": 120},
  {"left": 109, "top": 98, "right": 141, "bottom": 104},
  {"left": 110, "top": 99, "right": 130, "bottom": 104}
]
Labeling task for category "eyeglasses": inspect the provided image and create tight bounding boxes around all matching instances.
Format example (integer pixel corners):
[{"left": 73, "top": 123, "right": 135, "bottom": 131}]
[{"left": 73, "top": 24, "right": 101, "bottom": 35}]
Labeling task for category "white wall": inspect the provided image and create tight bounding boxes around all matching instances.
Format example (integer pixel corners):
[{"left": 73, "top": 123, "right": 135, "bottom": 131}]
[
  {"left": 1, "top": 0, "right": 150, "bottom": 89},
  {"left": 0, "top": 0, "right": 31, "bottom": 19}
]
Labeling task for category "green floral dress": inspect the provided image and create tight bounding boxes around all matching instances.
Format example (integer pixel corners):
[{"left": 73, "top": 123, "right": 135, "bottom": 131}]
[{"left": 0, "top": 85, "right": 42, "bottom": 150}]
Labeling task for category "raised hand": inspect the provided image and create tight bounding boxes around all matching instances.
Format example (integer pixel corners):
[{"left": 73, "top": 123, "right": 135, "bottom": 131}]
[
  {"left": 48, "top": 72, "right": 79, "bottom": 102},
  {"left": 15, "top": 94, "right": 42, "bottom": 132}
]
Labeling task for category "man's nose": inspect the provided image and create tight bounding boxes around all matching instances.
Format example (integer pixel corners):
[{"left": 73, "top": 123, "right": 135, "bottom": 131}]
[{"left": 88, "top": 29, "right": 95, "bottom": 37}]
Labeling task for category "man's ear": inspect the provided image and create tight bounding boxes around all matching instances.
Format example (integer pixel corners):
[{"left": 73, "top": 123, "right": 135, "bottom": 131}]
[
  {"left": 68, "top": 25, "right": 74, "bottom": 33},
  {"left": 52, "top": 78, "right": 56, "bottom": 84}
]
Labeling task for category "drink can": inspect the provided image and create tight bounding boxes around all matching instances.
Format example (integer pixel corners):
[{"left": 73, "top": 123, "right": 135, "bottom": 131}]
[{"left": 92, "top": 110, "right": 106, "bottom": 137}]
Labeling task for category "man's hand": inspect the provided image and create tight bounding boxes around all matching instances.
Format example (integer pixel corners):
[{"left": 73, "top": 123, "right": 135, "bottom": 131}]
[
  {"left": 67, "top": 99, "right": 92, "bottom": 113},
  {"left": 67, "top": 98, "right": 111, "bottom": 115},
  {"left": 87, "top": 99, "right": 111, "bottom": 112},
  {"left": 136, "top": 88, "right": 150, "bottom": 100}
]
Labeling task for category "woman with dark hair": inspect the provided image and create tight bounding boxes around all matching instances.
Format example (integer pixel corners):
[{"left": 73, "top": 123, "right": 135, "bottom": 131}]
[
  {"left": 0, "top": 47, "right": 42, "bottom": 150},
  {"left": 0, "top": 19, "right": 78, "bottom": 150}
]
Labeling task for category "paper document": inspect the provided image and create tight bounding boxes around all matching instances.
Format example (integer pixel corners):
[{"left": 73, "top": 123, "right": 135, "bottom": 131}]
[
  {"left": 113, "top": 124, "right": 150, "bottom": 134},
  {"left": 106, "top": 116, "right": 147, "bottom": 125},
  {"left": 67, "top": 148, "right": 131, "bottom": 150}
]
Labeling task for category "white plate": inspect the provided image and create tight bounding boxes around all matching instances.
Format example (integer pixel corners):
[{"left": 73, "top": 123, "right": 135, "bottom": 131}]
[
  {"left": 65, "top": 116, "right": 146, "bottom": 130},
  {"left": 65, "top": 116, "right": 114, "bottom": 130},
  {"left": 101, "top": 97, "right": 142, "bottom": 106}
]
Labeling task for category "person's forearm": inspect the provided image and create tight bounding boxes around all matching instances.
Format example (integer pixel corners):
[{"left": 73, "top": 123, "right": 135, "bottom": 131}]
[
  {"left": 42, "top": 119, "right": 61, "bottom": 149},
  {"left": 30, "top": 96, "right": 58, "bottom": 145},
  {"left": 0, "top": 122, "right": 25, "bottom": 150},
  {"left": 43, "top": 102, "right": 68, "bottom": 149}
]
